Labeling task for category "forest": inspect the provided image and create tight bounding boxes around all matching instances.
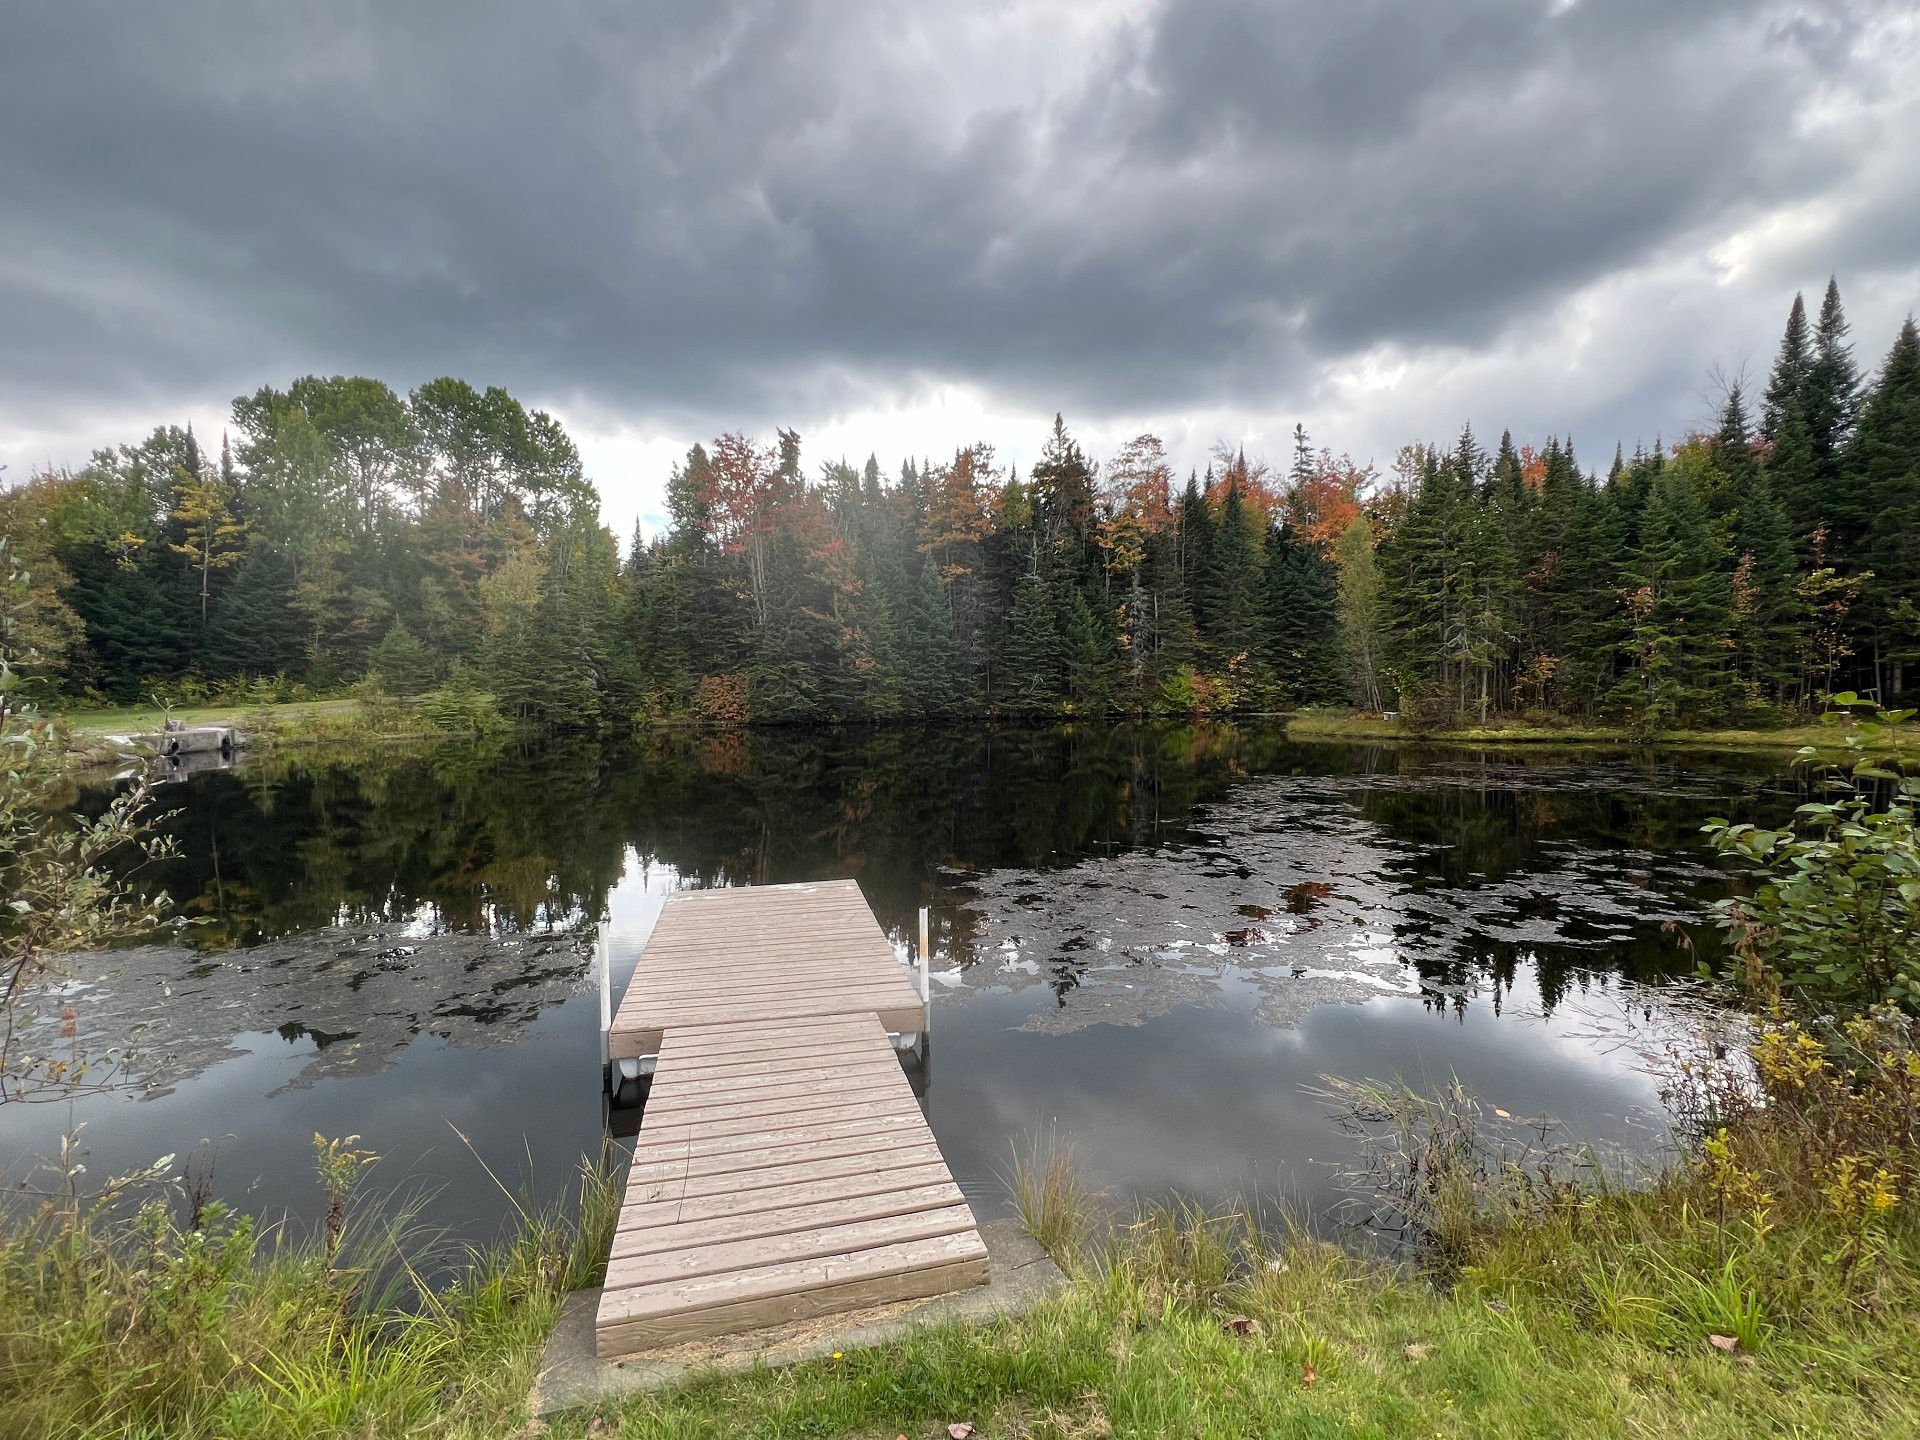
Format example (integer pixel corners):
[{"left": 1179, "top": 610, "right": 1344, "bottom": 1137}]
[{"left": 3, "top": 279, "right": 1916, "bottom": 734}]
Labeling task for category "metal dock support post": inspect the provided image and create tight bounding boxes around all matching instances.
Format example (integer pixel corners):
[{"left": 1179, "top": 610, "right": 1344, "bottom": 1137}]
[
  {"left": 598, "top": 929, "right": 613, "bottom": 1088},
  {"left": 917, "top": 905, "right": 932, "bottom": 1033}
]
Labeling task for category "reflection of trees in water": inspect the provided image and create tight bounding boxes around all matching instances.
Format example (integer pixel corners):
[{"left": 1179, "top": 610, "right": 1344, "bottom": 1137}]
[
  {"left": 43, "top": 727, "right": 1801, "bottom": 1097},
  {"left": 92, "top": 727, "right": 1793, "bottom": 1018}
]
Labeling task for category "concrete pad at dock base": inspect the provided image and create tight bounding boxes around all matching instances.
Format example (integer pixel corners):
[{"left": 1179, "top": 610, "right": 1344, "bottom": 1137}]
[{"left": 531, "top": 1219, "right": 1065, "bottom": 1417}]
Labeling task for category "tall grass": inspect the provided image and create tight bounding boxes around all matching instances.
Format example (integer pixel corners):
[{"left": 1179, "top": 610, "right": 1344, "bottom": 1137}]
[
  {"left": 1005, "top": 1129, "right": 1101, "bottom": 1266},
  {"left": 0, "top": 1138, "right": 620, "bottom": 1440}
]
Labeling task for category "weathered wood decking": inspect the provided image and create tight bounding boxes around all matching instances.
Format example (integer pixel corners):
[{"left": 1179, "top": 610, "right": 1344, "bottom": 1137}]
[
  {"left": 597, "top": 882, "right": 985, "bottom": 1358},
  {"left": 608, "top": 880, "right": 928, "bottom": 1061}
]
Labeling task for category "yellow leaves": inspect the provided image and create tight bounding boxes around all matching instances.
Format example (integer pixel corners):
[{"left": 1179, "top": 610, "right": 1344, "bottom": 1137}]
[
  {"left": 1822, "top": 1154, "right": 1900, "bottom": 1224},
  {"left": 1701, "top": 1129, "right": 1774, "bottom": 1214},
  {"left": 1752, "top": 1023, "right": 1831, "bottom": 1091}
]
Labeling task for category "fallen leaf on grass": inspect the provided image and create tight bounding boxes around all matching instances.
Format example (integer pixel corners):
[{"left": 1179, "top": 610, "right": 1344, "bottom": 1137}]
[
  {"left": 1404, "top": 1342, "right": 1435, "bottom": 1361},
  {"left": 950, "top": 1425, "right": 976, "bottom": 1439},
  {"left": 1707, "top": 1334, "right": 1740, "bottom": 1353}
]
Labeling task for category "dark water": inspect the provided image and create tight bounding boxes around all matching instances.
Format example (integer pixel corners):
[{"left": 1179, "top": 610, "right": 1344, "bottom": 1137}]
[{"left": 2, "top": 725, "right": 1795, "bottom": 1247}]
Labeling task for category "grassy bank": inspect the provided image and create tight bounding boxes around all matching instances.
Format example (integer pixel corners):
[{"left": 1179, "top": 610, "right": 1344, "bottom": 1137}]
[
  {"left": 560, "top": 1212, "right": 1919, "bottom": 1440},
  {"left": 6, "top": 1012, "right": 1915, "bottom": 1438},
  {"left": 1286, "top": 708, "right": 1885, "bottom": 752},
  {"left": 565, "top": 1020, "right": 1920, "bottom": 1439},
  {"left": 0, "top": 1142, "right": 621, "bottom": 1440},
  {"left": 50, "top": 695, "right": 490, "bottom": 766}
]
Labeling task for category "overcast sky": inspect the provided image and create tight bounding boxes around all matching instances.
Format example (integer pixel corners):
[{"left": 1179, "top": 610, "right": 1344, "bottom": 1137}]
[{"left": 3, "top": 0, "right": 1916, "bottom": 536}]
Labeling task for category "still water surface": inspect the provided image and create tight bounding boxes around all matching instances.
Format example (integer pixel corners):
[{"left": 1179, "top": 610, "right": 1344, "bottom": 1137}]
[{"left": 2, "top": 725, "right": 1795, "bottom": 1247}]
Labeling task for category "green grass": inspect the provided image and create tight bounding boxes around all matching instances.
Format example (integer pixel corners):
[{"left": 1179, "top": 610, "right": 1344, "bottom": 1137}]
[
  {"left": 0, "top": 1144, "right": 621, "bottom": 1440},
  {"left": 552, "top": 1202, "right": 1920, "bottom": 1440},
  {"left": 1287, "top": 708, "right": 1887, "bottom": 753},
  {"left": 7, "top": 1028, "right": 1916, "bottom": 1439},
  {"left": 47, "top": 696, "right": 480, "bottom": 765}
]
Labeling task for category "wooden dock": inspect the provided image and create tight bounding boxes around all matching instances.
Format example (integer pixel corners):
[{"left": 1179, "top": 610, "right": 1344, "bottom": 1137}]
[{"left": 597, "top": 881, "right": 985, "bottom": 1358}]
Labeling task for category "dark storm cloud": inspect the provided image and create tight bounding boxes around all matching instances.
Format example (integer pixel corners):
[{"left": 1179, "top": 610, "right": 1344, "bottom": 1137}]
[{"left": 0, "top": 0, "right": 1909, "bottom": 453}]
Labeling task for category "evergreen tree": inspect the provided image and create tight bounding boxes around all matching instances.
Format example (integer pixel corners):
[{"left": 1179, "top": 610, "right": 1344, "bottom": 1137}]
[
  {"left": 899, "top": 562, "right": 970, "bottom": 717},
  {"left": 1805, "top": 277, "right": 1864, "bottom": 506},
  {"left": 998, "top": 569, "right": 1063, "bottom": 715},
  {"left": 1849, "top": 316, "right": 1920, "bottom": 695},
  {"left": 1731, "top": 471, "right": 1800, "bottom": 707},
  {"left": 1613, "top": 467, "right": 1736, "bottom": 729},
  {"left": 1713, "top": 382, "right": 1759, "bottom": 494},
  {"left": 1762, "top": 292, "right": 1812, "bottom": 442},
  {"left": 368, "top": 617, "right": 439, "bottom": 695},
  {"left": 1264, "top": 524, "right": 1342, "bottom": 706},
  {"left": 202, "top": 548, "right": 303, "bottom": 678},
  {"left": 1060, "top": 583, "right": 1121, "bottom": 715},
  {"left": 1554, "top": 484, "right": 1631, "bottom": 715}
]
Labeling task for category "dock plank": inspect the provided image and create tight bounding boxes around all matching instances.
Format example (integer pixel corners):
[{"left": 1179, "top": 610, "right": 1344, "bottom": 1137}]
[{"left": 596, "top": 883, "right": 980, "bottom": 1357}]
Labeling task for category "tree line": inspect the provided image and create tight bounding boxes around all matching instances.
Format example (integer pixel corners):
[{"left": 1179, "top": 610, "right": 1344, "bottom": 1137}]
[{"left": 2, "top": 278, "right": 1916, "bottom": 732}]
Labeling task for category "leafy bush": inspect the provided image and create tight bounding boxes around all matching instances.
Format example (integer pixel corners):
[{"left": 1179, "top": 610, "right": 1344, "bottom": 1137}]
[{"left": 1706, "top": 697, "right": 1919, "bottom": 1012}]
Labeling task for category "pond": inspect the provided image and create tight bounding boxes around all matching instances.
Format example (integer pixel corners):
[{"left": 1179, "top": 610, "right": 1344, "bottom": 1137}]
[{"left": 2, "top": 724, "right": 1797, "bottom": 1251}]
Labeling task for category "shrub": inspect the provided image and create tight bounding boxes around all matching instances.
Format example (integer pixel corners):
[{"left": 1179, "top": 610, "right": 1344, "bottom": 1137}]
[{"left": 1705, "top": 696, "right": 1919, "bottom": 1012}]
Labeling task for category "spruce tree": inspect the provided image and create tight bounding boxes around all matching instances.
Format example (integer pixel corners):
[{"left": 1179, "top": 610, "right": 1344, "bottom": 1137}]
[
  {"left": 1060, "top": 583, "right": 1121, "bottom": 715},
  {"left": 1200, "top": 479, "right": 1266, "bottom": 702},
  {"left": 1614, "top": 467, "right": 1736, "bottom": 728},
  {"left": 368, "top": 617, "right": 439, "bottom": 695},
  {"left": 1806, "top": 277, "right": 1864, "bottom": 494},
  {"left": 998, "top": 569, "right": 1064, "bottom": 715},
  {"left": 1713, "top": 382, "right": 1759, "bottom": 494},
  {"left": 899, "top": 562, "right": 970, "bottom": 717},
  {"left": 1849, "top": 316, "right": 1920, "bottom": 695},
  {"left": 1264, "top": 524, "right": 1342, "bottom": 706},
  {"left": 1555, "top": 485, "right": 1630, "bottom": 716},
  {"left": 1762, "top": 292, "right": 1811, "bottom": 442},
  {"left": 1731, "top": 470, "right": 1800, "bottom": 707}
]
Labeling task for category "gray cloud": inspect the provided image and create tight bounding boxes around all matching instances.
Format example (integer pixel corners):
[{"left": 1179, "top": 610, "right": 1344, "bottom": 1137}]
[{"left": 1, "top": 0, "right": 1914, "bottom": 489}]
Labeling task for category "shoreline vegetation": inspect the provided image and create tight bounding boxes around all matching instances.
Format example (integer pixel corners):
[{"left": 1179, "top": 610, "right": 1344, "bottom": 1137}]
[
  {"left": 40, "top": 694, "right": 1897, "bottom": 777},
  {"left": 7, "top": 1019, "right": 1919, "bottom": 1439}
]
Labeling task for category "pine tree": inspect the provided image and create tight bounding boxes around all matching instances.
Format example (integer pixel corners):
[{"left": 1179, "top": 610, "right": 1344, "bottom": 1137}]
[
  {"left": 998, "top": 569, "right": 1063, "bottom": 715},
  {"left": 899, "top": 561, "right": 970, "bottom": 717},
  {"left": 1265, "top": 524, "right": 1343, "bottom": 706},
  {"left": 1200, "top": 479, "right": 1266, "bottom": 704},
  {"left": 1849, "top": 316, "right": 1920, "bottom": 696},
  {"left": 368, "top": 617, "right": 439, "bottom": 695},
  {"left": 1762, "top": 293, "right": 1812, "bottom": 442}
]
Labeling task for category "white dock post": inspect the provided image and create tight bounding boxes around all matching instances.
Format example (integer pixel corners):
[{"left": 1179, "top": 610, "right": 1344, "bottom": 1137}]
[
  {"left": 917, "top": 905, "right": 932, "bottom": 1032},
  {"left": 598, "top": 930, "right": 612, "bottom": 1081}
]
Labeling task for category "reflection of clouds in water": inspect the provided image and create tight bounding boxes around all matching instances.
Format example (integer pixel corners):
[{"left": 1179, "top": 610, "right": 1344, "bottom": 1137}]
[
  {"left": 927, "top": 962, "right": 1682, "bottom": 1229},
  {"left": 940, "top": 772, "right": 1720, "bottom": 1035}
]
